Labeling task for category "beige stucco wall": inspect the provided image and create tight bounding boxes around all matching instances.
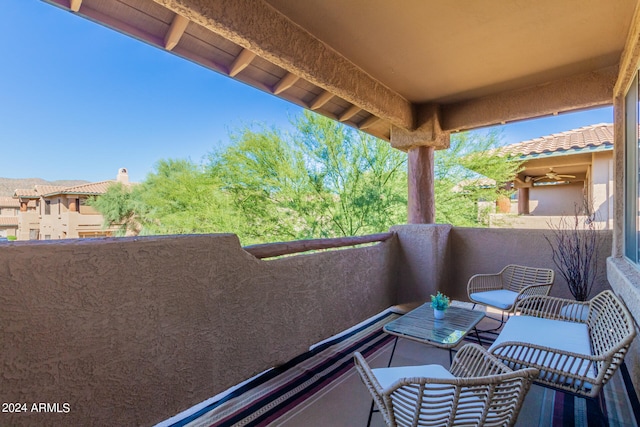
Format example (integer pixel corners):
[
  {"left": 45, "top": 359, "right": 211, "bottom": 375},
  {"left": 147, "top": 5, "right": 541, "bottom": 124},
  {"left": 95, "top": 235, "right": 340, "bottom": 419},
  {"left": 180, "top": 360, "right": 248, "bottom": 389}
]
[
  {"left": 529, "top": 183, "right": 584, "bottom": 216},
  {"left": 0, "top": 234, "right": 398, "bottom": 426},
  {"left": 391, "top": 225, "right": 612, "bottom": 304}
]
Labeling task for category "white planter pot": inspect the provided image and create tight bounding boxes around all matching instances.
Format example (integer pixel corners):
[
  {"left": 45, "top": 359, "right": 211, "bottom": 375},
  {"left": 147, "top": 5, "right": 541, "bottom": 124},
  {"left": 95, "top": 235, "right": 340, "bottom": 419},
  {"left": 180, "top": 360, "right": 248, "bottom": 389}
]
[{"left": 434, "top": 308, "right": 445, "bottom": 320}]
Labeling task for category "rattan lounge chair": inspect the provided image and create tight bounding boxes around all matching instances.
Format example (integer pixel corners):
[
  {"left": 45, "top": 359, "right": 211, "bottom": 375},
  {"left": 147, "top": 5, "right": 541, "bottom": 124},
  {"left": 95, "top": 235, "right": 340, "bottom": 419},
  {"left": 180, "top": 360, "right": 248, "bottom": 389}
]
[
  {"left": 354, "top": 344, "right": 538, "bottom": 427},
  {"left": 489, "top": 290, "right": 637, "bottom": 398},
  {"left": 467, "top": 264, "right": 555, "bottom": 324}
]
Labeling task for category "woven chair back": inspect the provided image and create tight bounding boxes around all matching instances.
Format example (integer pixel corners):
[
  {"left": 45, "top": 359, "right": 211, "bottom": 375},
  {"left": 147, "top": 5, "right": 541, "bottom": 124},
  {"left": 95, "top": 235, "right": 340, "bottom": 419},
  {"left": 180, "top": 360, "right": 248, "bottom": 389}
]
[{"left": 503, "top": 265, "right": 554, "bottom": 293}]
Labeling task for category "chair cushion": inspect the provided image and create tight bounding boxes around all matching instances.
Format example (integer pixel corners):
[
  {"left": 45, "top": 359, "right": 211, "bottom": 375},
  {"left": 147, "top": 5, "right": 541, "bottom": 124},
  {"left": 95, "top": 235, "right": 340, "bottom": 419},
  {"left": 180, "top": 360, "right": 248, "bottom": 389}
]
[
  {"left": 470, "top": 290, "right": 519, "bottom": 309},
  {"left": 372, "top": 364, "right": 454, "bottom": 390},
  {"left": 489, "top": 315, "right": 595, "bottom": 380}
]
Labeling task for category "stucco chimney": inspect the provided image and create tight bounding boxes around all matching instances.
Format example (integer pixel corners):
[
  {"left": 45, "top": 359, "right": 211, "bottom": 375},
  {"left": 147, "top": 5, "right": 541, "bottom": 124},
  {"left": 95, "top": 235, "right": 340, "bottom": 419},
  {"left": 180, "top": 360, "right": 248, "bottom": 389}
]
[{"left": 117, "top": 168, "right": 129, "bottom": 185}]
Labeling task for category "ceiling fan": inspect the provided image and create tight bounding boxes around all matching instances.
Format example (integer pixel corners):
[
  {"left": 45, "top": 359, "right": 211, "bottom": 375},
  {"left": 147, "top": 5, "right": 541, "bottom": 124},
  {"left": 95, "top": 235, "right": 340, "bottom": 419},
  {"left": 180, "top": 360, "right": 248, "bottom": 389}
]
[{"left": 531, "top": 168, "right": 576, "bottom": 182}]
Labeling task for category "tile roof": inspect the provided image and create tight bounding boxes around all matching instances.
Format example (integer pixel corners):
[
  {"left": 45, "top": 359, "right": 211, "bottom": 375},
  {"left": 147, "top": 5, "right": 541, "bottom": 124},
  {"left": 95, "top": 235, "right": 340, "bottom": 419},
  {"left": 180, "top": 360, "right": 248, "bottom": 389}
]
[
  {"left": 13, "top": 188, "right": 39, "bottom": 198},
  {"left": 0, "top": 197, "right": 20, "bottom": 207},
  {"left": 499, "top": 123, "right": 613, "bottom": 158},
  {"left": 43, "top": 180, "right": 115, "bottom": 196},
  {"left": 0, "top": 217, "right": 18, "bottom": 226}
]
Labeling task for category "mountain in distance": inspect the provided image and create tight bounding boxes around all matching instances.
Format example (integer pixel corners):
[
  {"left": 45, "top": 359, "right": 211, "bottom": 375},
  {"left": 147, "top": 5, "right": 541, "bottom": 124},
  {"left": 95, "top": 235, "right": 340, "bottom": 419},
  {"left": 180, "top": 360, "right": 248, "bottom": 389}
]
[{"left": 0, "top": 178, "right": 89, "bottom": 197}]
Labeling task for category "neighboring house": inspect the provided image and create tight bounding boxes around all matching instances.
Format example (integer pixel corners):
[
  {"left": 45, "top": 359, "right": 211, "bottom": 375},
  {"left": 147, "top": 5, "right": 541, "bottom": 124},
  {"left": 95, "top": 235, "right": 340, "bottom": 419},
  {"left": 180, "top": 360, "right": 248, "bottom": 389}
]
[
  {"left": 0, "top": 196, "right": 20, "bottom": 238},
  {"left": 12, "top": 168, "right": 131, "bottom": 241},
  {"left": 489, "top": 123, "right": 613, "bottom": 229}
]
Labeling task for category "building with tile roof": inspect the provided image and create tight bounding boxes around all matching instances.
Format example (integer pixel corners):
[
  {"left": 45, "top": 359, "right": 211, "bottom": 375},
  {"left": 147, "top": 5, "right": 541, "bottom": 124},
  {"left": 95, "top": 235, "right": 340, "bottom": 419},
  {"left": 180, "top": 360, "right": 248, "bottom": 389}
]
[
  {"left": 12, "top": 168, "right": 132, "bottom": 240},
  {"left": 0, "top": 196, "right": 20, "bottom": 238},
  {"left": 490, "top": 123, "right": 613, "bottom": 228}
]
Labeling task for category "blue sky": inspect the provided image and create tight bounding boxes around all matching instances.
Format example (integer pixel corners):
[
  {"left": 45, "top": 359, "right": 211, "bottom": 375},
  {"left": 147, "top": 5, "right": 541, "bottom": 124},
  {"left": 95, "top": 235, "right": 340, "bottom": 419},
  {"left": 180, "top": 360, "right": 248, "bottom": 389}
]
[{"left": 2, "top": 1, "right": 612, "bottom": 183}]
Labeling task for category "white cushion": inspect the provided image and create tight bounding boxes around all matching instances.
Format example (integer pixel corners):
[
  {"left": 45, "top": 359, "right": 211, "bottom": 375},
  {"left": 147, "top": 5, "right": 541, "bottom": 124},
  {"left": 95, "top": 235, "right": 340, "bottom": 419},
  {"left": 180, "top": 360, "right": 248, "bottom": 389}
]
[
  {"left": 372, "top": 364, "right": 454, "bottom": 390},
  {"left": 489, "top": 315, "right": 595, "bottom": 380},
  {"left": 470, "top": 290, "right": 519, "bottom": 309}
]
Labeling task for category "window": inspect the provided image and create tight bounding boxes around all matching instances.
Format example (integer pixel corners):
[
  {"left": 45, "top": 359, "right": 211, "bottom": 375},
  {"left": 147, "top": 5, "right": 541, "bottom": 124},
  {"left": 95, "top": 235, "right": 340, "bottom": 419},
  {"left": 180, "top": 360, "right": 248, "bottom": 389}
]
[
  {"left": 44, "top": 200, "right": 51, "bottom": 216},
  {"left": 624, "top": 72, "right": 640, "bottom": 263}
]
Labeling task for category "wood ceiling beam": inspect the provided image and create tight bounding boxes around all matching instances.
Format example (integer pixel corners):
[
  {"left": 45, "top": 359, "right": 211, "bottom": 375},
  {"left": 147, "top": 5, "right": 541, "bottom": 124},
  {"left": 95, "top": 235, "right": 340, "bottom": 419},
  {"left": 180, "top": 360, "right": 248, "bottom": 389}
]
[
  {"left": 228, "top": 48, "right": 257, "bottom": 77},
  {"left": 70, "top": 0, "right": 82, "bottom": 12},
  {"left": 164, "top": 14, "right": 189, "bottom": 51},
  {"left": 339, "top": 105, "right": 361, "bottom": 122},
  {"left": 153, "top": 0, "right": 414, "bottom": 131},
  {"left": 441, "top": 66, "right": 617, "bottom": 132},
  {"left": 309, "top": 90, "right": 334, "bottom": 111},
  {"left": 273, "top": 72, "right": 299, "bottom": 95},
  {"left": 358, "top": 115, "right": 381, "bottom": 130}
]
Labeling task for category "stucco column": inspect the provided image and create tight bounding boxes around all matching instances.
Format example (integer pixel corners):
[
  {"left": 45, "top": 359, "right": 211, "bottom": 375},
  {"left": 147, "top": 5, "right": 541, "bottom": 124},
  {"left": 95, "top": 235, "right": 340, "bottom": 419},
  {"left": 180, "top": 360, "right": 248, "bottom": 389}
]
[
  {"left": 69, "top": 197, "right": 77, "bottom": 212},
  {"left": 408, "top": 146, "right": 435, "bottom": 223},
  {"left": 518, "top": 187, "right": 530, "bottom": 214},
  {"left": 391, "top": 104, "right": 450, "bottom": 224}
]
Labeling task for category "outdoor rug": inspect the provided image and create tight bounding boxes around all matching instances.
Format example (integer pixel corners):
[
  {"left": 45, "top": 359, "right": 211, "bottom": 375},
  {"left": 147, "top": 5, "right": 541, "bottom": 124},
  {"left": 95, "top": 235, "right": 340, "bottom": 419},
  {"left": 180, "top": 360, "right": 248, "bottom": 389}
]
[{"left": 160, "top": 309, "right": 640, "bottom": 427}]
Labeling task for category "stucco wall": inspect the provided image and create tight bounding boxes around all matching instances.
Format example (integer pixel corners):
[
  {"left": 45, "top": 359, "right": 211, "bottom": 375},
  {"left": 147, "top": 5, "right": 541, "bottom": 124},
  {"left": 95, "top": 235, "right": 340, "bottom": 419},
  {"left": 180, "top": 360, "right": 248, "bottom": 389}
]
[
  {"left": 391, "top": 225, "right": 612, "bottom": 304},
  {"left": 0, "top": 234, "right": 398, "bottom": 426},
  {"left": 529, "top": 183, "right": 584, "bottom": 216}
]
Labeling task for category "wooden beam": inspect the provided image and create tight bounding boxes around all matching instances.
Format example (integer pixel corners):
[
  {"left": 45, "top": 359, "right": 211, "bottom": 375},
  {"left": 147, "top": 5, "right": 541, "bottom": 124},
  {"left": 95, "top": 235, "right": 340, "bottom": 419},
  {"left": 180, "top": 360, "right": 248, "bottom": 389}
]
[
  {"left": 273, "top": 72, "right": 299, "bottom": 95},
  {"left": 358, "top": 115, "right": 381, "bottom": 130},
  {"left": 244, "top": 232, "right": 394, "bottom": 259},
  {"left": 164, "top": 14, "right": 189, "bottom": 51},
  {"left": 153, "top": 0, "right": 414, "bottom": 130},
  {"left": 339, "top": 105, "right": 361, "bottom": 122},
  {"left": 70, "top": 0, "right": 82, "bottom": 12},
  {"left": 309, "top": 90, "right": 334, "bottom": 110},
  {"left": 228, "top": 48, "right": 256, "bottom": 77},
  {"left": 408, "top": 146, "right": 435, "bottom": 224}
]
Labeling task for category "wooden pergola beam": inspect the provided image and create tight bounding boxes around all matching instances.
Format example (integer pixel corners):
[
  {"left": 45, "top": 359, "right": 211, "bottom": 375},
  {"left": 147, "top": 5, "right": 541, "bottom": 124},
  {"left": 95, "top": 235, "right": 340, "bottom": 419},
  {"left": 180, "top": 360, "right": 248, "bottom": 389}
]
[
  {"left": 164, "top": 14, "right": 189, "bottom": 51},
  {"left": 229, "top": 48, "right": 256, "bottom": 77},
  {"left": 153, "top": 0, "right": 414, "bottom": 130}
]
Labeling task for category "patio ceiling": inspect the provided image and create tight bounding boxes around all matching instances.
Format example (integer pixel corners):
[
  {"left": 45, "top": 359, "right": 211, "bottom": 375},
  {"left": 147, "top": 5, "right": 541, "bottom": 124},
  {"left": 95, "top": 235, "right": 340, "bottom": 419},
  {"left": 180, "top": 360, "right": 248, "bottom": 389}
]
[{"left": 45, "top": 0, "right": 636, "bottom": 143}]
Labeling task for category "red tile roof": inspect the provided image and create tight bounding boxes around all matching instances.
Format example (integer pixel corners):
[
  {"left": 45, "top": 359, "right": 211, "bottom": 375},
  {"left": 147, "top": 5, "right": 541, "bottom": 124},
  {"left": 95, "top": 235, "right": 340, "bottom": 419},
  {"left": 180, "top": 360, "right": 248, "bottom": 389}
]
[
  {"left": 43, "top": 181, "right": 115, "bottom": 196},
  {"left": 0, "top": 217, "right": 18, "bottom": 226},
  {"left": 499, "top": 123, "right": 613, "bottom": 157},
  {"left": 0, "top": 197, "right": 20, "bottom": 208}
]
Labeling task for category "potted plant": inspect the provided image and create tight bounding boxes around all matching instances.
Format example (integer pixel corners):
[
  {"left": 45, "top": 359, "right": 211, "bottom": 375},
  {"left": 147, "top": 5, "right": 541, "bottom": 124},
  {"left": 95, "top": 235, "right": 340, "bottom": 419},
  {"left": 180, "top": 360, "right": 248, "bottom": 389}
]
[{"left": 431, "top": 292, "right": 450, "bottom": 320}]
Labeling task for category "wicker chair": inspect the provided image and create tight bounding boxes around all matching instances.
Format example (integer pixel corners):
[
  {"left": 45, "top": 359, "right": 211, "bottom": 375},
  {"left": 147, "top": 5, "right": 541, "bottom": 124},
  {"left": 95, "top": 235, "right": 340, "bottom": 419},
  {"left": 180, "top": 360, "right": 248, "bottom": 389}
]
[
  {"left": 354, "top": 344, "right": 538, "bottom": 427},
  {"left": 467, "top": 265, "right": 555, "bottom": 320},
  {"left": 489, "top": 290, "right": 637, "bottom": 398}
]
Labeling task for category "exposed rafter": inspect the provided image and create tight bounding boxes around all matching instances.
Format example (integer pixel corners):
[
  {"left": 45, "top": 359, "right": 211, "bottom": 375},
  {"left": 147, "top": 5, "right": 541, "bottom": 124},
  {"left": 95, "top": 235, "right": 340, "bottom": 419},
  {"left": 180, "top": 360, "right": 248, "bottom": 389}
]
[
  {"left": 153, "top": 0, "right": 414, "bottom": 131},
  {"left": 164, "top": 14, "right": 189, "bottom": 51},
  {"left": 70, "top": 0, "right": 82, "bottom": 12},
  {"left": 358, "top": 115, "right": 381, "bottom": 130},
  {"left": 228, "top": 48, "right": 256, "bottom": 77},
  {"left": 273, "top": 72, "right": 300, "bottom": 95},
  {"left": 309, "top": 90, "right": 334, "bottom": 111},
  {"left": 338, "top": 105, "right": 361, "bottom": 122}
]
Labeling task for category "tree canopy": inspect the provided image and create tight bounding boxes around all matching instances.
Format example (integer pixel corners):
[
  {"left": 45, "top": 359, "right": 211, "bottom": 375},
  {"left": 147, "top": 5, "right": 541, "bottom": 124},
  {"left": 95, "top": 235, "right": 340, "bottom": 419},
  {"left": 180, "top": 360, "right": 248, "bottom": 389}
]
[{"left": 91, "top": 112, "right": 519, "bottom": 244}]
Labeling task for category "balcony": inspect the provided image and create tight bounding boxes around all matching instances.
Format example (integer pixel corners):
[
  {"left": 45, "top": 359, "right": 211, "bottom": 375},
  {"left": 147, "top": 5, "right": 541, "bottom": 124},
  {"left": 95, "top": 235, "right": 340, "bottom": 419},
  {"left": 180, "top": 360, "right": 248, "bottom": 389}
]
[{"left": 3, "top": 224, "right": 635, "bottom": 426}]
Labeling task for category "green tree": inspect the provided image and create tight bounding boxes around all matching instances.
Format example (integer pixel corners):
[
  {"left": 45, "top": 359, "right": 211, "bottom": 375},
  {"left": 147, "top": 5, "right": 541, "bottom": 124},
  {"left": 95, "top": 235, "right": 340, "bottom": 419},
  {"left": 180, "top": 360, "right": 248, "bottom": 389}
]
[
  {"left": 91, "top": 159, "right": 241, "bottom": 236},
  {"left": 434, "top": 130, "right": 521, "bottom": 226},
  {"left": 210, "top": 111, "right": 408, "bottom": 242},
  {"left": 91, "top": 113, "right": 518, "bottom": 243}
]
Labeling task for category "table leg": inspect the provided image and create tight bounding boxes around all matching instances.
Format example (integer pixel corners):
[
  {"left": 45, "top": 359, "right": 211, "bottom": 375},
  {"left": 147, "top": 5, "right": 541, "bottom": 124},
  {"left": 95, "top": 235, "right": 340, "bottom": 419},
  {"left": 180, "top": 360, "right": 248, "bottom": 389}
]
[
  {"left": 387, "top": 336, "right": 399, "bottom": 367},
  {"left": 474, "top": 327, "right": 483, "bottom": 346}
]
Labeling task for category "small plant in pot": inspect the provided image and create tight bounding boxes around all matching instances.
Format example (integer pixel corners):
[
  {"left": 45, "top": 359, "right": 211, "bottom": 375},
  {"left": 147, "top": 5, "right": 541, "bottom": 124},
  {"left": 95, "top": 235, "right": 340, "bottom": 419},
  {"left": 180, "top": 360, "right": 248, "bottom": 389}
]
[{"left": 431, "top": 292, "right": 450, "bottom": 320}]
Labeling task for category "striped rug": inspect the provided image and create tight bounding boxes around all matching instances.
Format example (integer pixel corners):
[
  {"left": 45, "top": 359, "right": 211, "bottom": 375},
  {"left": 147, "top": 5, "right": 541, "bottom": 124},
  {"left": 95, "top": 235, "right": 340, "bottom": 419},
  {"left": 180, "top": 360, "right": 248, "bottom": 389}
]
[{"left": 163, "top": 310, "right": 640, "bottom": 427}]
